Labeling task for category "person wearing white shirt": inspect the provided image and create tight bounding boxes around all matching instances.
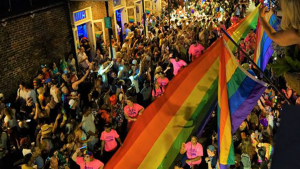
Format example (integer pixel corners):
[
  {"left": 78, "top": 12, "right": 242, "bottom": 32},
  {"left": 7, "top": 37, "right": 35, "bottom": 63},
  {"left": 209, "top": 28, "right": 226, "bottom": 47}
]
[
  {"left": 16, "top": 82, "right": 28, "bottom": 111},
  {"left": 78, "top": 47, "right": 90, "bottom": 69},
  {"left": 98, "top": 61, "right": 113, "bottom": 84}
]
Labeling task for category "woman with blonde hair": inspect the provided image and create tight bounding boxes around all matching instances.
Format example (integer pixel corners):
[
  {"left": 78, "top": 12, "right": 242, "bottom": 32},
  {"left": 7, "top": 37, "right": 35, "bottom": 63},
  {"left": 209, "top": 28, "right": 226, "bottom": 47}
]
[
  {"left": 259, "top": 1, "right": 300, "bottom": 46},
  {"left": 3, "top": 108, "right": 20, "bottom": 150}
]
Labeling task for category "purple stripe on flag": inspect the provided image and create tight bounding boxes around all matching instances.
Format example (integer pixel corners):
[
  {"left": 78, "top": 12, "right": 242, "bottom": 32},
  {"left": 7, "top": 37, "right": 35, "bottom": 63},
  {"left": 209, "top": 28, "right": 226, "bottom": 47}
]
[
  {"left": 262, "top": 46, "right": 274, "bottom": 71},
  {"left": 196, "top": 100, "right": 217, "bottom": 137},
  {"left": 231, "top": 83, "right": 267, "bottom": 133},
  {"left": 219, "top": 164, "right": 230, "bottom": 169}
]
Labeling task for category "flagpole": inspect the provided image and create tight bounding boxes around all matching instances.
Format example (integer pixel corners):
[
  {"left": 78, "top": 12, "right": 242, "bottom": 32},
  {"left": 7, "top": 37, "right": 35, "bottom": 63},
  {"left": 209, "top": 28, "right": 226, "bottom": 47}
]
[{"left": 221, "top": 28, "right": 290, "bottom": 104}]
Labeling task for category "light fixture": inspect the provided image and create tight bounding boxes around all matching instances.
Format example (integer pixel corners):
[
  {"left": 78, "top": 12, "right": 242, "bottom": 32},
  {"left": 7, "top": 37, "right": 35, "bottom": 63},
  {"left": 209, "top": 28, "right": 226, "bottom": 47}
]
[
  {"left": 30, "top": 12, "right": 35, "bottom": 18},
  {"left": 1, "top": 19, "right": 7, "bottom": 27}
]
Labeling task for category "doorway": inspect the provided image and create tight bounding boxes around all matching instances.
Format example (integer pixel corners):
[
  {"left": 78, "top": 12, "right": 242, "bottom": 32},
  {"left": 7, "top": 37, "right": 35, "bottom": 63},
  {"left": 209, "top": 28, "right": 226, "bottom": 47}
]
[
  {"left": 92, "top": 19, "right": 106, "bottom": 54},
  {"left": 115, "top": 9, "right": 123, "bottom": 44},
  {"left": 77, "top": 23, "right": 88, "bottom": 41},
  {"left": 72, "top": 7, "right": 95, "bottom": 61},
  {"left": 75, "top": 22, "right": 94, "bottom": 61},
  {"left": 135, "top": 2, "right": 142, "bottom": 23},
  {"left": 114, "top": 7, "right": 127, "bottom": 44}
]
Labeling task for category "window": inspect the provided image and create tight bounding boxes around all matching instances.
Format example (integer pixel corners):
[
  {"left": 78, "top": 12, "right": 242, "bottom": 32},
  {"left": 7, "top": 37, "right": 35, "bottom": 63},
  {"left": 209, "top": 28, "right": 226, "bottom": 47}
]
[{"left": 74, "top": 10, "right": 87, "bottom": 22}]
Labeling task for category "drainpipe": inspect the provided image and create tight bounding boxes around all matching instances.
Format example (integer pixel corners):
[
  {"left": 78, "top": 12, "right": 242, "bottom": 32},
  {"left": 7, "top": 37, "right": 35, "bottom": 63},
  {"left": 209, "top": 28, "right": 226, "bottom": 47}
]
[
  {"left": 105, "top": 1, "right": 114, "bottom": 60},
  {"left": 142, "top": 0, "right": 146, "bottom": 37}
]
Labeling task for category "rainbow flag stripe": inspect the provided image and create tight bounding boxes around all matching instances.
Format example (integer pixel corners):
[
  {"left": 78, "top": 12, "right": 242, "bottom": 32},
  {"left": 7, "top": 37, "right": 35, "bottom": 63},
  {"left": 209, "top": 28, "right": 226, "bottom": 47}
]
[
  {"left": 105, "top": 38, "right": 221, "bottom": 169},
  {"left": 129, "top": 17, "right": 135, "bottom": 23},
  {"left": 226, "top": 4, "right": 260, "bottom": 51},
  {"left": 254, "top": 11, "right": 280, "bottom": 71},
  {"left": 218, "top": 39, "right": 267, "bottom": 165}
]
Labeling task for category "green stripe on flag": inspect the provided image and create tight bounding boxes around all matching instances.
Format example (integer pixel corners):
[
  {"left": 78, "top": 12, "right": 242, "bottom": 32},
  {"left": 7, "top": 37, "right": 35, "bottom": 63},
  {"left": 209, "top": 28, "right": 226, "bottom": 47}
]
[
  {"left": 157, "top": 78, "right": 218, "bottom": 169},
  {"left": 227, "top": 68, "right": 247, "bottom": 98}
]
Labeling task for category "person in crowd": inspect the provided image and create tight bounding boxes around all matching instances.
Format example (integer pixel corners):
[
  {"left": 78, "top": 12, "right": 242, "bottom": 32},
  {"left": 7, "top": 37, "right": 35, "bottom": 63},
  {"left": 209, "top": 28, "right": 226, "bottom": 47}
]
[
  {"left": 124, "top": 23, "right": 131, "bottom": 38},
  {"left": 238, "top": 38, "right": 247, "bottom": 64},
  {"left": 245, "top": 29, "right": 256, "bottom": 54},
  {"left": 78, "top": 47, "right": 90, "bottom": 70},
  {"left": 72, "top": 148, "right": 104, "bottom": 169},
  {"left": 169, "top": 53, "right": 187, "bottom": 76},
  {"left": 80, "top": 106, "right": 98, "bottom": 151},
  {"left": 16, "top": 82, "right": 28, "bottom": 112},
  {"left": 259, "top": 2, "right": 300, "bottom": 46},
  {"left": 3, "top": 107, "right": 19, "bottom": 150},
  {"left": 156, "top": 73, "right": 169, "bottom": 90},
  {"left": 174, "top": 161, "right": 184, "bottom": 169},
  {"left": 140, "top": 81, "right": 152, "bottom": 107},
  {"left": 205, "top": 145, "right": 218, "bottom": 169},
  {"left": 123, "top": 97, "right": 144, "bottom": 130},
  {"left": 21, "top": 153, "right": 35, "bottom": 169},
  {"left": 180, "top": 136, "right": 203, "bottom": 169},
  {"left": 152, "top": 81, "right": 165, "bottom": 100},
  {"left": 0, "top": 127, "right": 8, "bottom": 168},
  {"left": 100, "top": 123, "right": 123, "bottom": 163},
  {"left": 41, "top": 64, "right": 51, "bottom": 81},
  {"left": 49, "top": 156, "right": 59, "bottom": 169},
  {"left": 188, "top": 40, "right": 205, "bottom": 62},
  {"left": 80, "top": 37, "right": 92, "bottom": 62},
  {"left": 31, "top": 146, "right": 44, "bottom": 169},
  {"left": 67, "top": 54, "right": 76, "bottom": 71}
]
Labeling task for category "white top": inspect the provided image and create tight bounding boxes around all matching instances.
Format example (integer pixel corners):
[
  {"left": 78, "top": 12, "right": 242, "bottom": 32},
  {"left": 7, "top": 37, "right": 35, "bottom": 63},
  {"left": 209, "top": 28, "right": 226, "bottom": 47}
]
[
  {"left": 17, "top": 88, "right": 28, "bottom": 100},
  {"left": 78, "top": 52, "right": 88, "bottom": 63},
  {"left": 26, "top": 90, "right": 37, "bottom": 104},
  {"left": 82, "top": 114, "right": 96, "bottom": 133},
  {"left": 129, "top": 76, "right": 140, "bottom": 93},
  {"left": 4, "top": 109, "right": 17, "bottom": 128},
  {"left": 50, "top": 86, "right": 59, "bottom": 103},
  {"left": 22, "top": 149, "right": 32, "bottom": 157}
]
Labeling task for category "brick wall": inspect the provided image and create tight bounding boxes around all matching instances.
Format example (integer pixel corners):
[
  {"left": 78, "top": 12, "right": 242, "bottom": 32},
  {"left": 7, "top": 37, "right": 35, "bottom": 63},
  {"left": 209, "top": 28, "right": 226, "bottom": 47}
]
[
  {"left": 127, "top": 0, "right": 135, "bottom": 6},
  {"left": 70, "top": 1, "right": 115, "bottom": 42},
  {"left": 0, "top": 4, "right": 73, "bottom": 100}
]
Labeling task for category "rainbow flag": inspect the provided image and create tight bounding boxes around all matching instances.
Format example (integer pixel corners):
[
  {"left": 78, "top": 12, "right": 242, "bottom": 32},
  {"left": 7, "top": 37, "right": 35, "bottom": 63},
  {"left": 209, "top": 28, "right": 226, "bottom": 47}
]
[
  {"left": 105, "top": 38, "right": 221, "bottom": 169},
  {"left": 129, "top": 17, "right": 135, "bottom": 23},
  {"left": 218, "top": 39, "right": 267, "bottom": 165},
  {"left": 226, "top": 4, "right": 260, "bottom": 51},
  {"left": 254, "top": 11, "right": 280, "bottom": 71},
  {"left": 106, "top": 7, "right": 268, "bottom": 167}
]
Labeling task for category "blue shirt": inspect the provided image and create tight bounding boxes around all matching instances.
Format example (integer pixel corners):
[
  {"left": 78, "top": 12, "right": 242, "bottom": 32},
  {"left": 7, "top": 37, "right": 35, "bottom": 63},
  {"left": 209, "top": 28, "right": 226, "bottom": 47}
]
[{"left": 125, "top": 28, "right": 131, "bottom": 37}]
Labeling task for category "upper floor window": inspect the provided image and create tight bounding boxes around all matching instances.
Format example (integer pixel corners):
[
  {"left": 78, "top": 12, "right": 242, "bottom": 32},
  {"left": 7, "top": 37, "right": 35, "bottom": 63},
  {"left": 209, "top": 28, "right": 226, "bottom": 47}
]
[{"left": 74, "top": 10, "right": 87, "bottom": 22}]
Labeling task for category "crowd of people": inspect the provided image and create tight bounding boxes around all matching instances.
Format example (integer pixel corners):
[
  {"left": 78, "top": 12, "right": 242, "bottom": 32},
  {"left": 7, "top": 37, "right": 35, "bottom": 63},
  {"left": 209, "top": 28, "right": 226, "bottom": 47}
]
[{"left": 0, "top": 0, "right": 300, "bottom": 168}]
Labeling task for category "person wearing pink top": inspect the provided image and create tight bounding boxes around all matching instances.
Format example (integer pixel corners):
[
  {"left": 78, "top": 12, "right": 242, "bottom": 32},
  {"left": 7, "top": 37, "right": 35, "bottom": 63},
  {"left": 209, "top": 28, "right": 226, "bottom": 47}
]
[
  {"left": 231, "top": 14, "right": 239, "bottom": 26},
  {"left": 169, "top": 54, "right": 187, "bottom": 76},
  {"left": 124, "top": 97, "right": 144, "bottom": 129},
  {"left": 72, "top": 149, "right": 104, "bottom": 169},
  {"left": 157, "top": 73, "right": 169, "bottom": 89},
  {"left": 100, "top": 124, "right": 123, "bottom": 163},
  {"left": 152, "top": 81, "right": 165, "bottom": 100},
  {"left": 188, "top": 40, "right": 205, "bottom": 62},
  {"left": 245, "top": 29, "right": 256, "bottom": 52},
  {"left": 180, "top": 136, "right": 203, "bottom": 169}
]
